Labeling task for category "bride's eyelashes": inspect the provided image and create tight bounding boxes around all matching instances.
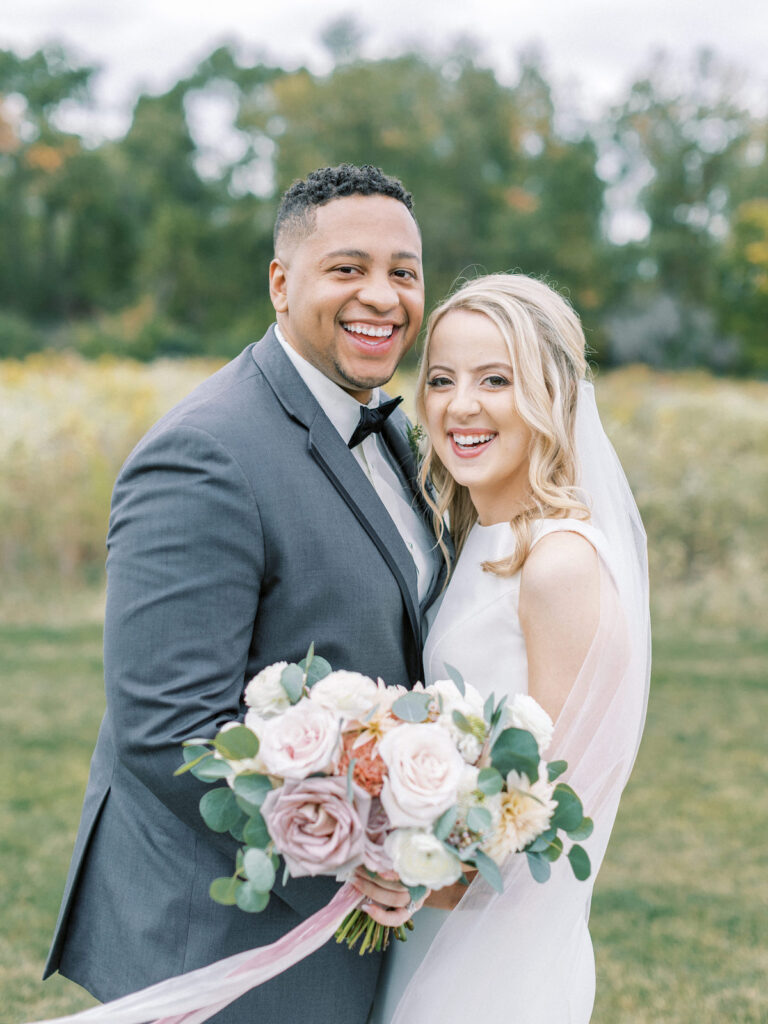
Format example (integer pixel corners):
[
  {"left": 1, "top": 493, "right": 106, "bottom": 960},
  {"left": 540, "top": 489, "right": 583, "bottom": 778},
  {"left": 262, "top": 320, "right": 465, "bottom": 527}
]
[{"left": 426, "top": 374, "right": 453, "bottom": 388}]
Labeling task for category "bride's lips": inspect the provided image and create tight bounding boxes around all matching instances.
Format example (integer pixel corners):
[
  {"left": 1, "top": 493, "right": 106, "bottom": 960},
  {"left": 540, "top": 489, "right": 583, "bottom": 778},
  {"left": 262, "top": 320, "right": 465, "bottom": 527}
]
[
  {"left": 448, "top": 431, "right": 497, "bottom": 458},
  {"left": 340, "top": 320, "right": 402, "bottom": 353}
]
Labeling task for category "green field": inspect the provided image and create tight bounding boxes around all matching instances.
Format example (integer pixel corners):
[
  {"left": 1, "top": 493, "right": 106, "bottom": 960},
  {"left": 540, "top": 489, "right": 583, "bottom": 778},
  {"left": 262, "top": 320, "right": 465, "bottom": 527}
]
[{"left": 2, "top": 623, "right": 766, "bottom": 1023}]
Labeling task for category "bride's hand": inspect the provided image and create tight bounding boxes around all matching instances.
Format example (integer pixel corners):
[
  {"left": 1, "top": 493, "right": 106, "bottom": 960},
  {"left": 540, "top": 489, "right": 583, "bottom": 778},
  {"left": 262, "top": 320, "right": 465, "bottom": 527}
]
[
  {"left": 352, "top": 868, "right": 429, "bottom": 926},
  {"left": 424, "top": 868, "right": 478, "bottom": 910}
]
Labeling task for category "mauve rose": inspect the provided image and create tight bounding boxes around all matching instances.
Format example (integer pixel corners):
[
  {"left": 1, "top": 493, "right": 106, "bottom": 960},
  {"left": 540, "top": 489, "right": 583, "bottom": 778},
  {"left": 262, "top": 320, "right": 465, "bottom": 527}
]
[
  {"left": 379, "top": 723, "right": 465, "bottom": 828},
  {"left": 258, "top": 699, "right": 340, "bottom": 779},
  {"left": 261, "top": 776, "right": 371, "bottom": 878},
  {"left": 362, "top": 797, "right": 395, "bottom": 875}
]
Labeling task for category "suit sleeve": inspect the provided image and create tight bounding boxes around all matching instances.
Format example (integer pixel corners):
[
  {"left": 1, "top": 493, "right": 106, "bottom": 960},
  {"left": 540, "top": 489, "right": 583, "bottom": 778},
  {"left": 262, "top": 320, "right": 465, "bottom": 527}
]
[{"left": 103, "top": 423, "right": 264, "bottom": 851}]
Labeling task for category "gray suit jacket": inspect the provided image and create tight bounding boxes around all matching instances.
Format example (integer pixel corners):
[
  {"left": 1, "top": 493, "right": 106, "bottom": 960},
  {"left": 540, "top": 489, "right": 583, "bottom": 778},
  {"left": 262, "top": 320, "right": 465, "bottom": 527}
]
[{"left": 45, "top": 329, "right": 445, "bottom": 1024}]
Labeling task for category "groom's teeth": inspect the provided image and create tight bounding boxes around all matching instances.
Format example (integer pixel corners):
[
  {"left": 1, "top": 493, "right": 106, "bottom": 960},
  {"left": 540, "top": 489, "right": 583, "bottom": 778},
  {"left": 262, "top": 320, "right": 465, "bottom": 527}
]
[
  {"left": 342, "top": 323, "right": 394, "bottom": 338},
  {"left": 453, "top": 433, "right": 494, "bottom": 447}
]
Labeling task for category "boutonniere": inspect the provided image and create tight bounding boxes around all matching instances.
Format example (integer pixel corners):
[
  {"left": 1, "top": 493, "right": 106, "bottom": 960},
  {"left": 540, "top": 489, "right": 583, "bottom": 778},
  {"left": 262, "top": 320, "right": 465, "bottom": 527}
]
[{"left": 406, "top": 423, "right": 427, "bottom": 462}]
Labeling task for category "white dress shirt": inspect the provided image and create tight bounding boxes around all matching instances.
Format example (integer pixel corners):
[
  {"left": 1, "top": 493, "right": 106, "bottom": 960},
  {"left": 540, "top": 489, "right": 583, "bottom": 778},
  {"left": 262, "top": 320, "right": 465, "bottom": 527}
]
[{"left": 274, "top": 325, "right": 434, "bottom": 602}]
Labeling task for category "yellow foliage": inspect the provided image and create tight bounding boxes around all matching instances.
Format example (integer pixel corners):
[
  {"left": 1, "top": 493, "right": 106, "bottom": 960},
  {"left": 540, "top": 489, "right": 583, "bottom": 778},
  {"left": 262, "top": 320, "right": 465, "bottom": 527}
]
[{"left": 2, "top": 354, "right": 766, "bottom": 628}]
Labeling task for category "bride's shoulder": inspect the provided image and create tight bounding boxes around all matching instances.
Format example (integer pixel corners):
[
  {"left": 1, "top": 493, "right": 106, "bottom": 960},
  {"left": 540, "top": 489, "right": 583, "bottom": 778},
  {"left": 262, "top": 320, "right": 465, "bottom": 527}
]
[{"left": 521, "top": 520, "right": 601, "bottom": 607}]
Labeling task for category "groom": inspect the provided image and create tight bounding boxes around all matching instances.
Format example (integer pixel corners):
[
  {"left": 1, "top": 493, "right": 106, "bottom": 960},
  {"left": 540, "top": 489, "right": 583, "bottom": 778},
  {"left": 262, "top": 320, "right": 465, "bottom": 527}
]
[{"left": 44, "top": 164, "right": 442, "bottom": 1023}]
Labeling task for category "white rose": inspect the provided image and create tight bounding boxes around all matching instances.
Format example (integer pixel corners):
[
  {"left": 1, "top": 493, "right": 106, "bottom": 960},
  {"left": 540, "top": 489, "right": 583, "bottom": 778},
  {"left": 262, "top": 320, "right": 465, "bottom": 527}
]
[
  {"left": 482, "top": 769, "right": 557, "bottom": 864},
  {"left": 309, "top": 670, "right": 379, "bottom": 723},
  {"left": 506, "top": 693, "right": 554, "bottom": 754},
  {"left": 258, "top": 699, "right": 340, "bottom": 779},
  {"left": 427, "top": 678, "right": 486, "bottom": 763},
  {"left": 379, "top": 723, "right": 465, "bottom": 828},
  {"left": 216, "top": 720, "right": 265, "bottom": 776},
  {"left": 244, "top": 662, "right": 291, "bottom": 718},
  {"left": 385, "top": 829, "right": 464, "bottom": 888}
]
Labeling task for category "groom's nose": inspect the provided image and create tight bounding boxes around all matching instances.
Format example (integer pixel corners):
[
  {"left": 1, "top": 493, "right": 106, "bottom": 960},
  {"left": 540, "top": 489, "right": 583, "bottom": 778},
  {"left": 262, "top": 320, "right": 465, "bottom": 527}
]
[{"left": 357, "top": 272, "right": 400, "bottom": 311}]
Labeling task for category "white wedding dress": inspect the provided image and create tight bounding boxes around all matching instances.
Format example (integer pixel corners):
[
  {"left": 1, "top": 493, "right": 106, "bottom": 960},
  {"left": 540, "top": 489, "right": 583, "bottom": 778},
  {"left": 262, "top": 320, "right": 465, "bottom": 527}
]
[
  {"left": 369, "top": 517, "right": 633, "bottom": 1024},
  {"left": 369, "top": 383, "right": 650, "bottom": 1024}
]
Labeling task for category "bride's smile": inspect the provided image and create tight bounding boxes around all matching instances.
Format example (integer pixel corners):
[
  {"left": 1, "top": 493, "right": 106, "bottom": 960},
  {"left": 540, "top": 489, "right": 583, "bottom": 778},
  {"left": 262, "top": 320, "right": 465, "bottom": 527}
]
[{"left": 424, "top": 307, "right": 533, "bottom": 525}]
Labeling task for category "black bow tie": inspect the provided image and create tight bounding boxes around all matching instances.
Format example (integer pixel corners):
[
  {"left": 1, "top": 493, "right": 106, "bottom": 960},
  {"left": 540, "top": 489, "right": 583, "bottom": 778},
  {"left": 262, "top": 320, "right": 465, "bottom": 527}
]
[{"left": 348, "top": 395, "right": 403, "bottom": 449}]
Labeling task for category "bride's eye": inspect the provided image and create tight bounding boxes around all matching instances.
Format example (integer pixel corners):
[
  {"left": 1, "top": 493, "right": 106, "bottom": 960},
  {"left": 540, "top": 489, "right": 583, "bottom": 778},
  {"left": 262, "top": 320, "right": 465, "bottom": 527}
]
[
  {"left": 484, "top": 374, "right": 511, "bottom": 387},
  {"left": 426, "top": 375, "right": 452, "bottom": 388}
]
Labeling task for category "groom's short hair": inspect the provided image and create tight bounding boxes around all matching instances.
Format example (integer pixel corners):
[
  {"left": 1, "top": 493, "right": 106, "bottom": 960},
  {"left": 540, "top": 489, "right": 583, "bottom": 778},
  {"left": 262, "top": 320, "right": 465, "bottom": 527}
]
[{"left": 273, "top": 163, "right": 416, "bottom": 254}]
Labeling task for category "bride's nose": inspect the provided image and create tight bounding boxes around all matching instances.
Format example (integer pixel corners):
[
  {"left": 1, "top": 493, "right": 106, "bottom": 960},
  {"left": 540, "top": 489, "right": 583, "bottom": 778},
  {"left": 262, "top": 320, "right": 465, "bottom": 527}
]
[{"left": 447, "top": 382, "right": 482, "bottom": 418}]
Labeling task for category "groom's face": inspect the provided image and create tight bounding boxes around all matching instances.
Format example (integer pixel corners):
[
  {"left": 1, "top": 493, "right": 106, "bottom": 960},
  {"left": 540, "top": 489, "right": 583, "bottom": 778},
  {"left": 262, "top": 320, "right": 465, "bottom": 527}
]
[{"left": 269, "top": 194, "right": 424, "bottom": 403}]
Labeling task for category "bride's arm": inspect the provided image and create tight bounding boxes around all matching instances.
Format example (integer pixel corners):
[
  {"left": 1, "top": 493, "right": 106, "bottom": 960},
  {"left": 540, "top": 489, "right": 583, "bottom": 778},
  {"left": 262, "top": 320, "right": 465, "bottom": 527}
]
[{"left": 519, "top": 531, "right": 600, "bottom": 722}]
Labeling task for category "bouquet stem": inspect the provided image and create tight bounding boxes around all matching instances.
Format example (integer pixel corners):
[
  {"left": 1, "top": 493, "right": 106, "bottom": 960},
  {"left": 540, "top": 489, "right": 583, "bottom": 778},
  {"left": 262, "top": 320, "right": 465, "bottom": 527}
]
[{"left": 334, "top": 910, "right": 415, "bottom": 955}]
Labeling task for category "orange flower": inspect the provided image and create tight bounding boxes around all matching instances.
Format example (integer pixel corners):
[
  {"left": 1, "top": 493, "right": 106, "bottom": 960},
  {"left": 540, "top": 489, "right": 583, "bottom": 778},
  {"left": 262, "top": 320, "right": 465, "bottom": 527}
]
[{"left": 338, "top": 733, "right": 386, "bottom": 797}]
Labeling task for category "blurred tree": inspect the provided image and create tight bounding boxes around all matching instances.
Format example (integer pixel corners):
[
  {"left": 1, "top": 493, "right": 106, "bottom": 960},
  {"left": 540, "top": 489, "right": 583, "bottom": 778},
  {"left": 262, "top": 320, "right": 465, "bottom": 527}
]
[{"left": 605, "top": 50, "right": 759, "bottom": 369}]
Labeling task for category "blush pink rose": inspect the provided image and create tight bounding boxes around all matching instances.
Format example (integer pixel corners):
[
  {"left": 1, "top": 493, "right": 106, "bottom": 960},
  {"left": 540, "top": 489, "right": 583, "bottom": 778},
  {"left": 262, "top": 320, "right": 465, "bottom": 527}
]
[
  {"left": 261, "top": 776, "right": 371, "bottom": 878},
  {"left": 258, "top": 700, "right": 340, "bottom": 779}
]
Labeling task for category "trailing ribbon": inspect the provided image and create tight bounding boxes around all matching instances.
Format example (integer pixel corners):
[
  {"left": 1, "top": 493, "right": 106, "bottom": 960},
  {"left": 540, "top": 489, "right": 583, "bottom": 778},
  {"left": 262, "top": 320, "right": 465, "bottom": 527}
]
[{"left": 26, "top": 884, "right": 363, "bottom": 1024}]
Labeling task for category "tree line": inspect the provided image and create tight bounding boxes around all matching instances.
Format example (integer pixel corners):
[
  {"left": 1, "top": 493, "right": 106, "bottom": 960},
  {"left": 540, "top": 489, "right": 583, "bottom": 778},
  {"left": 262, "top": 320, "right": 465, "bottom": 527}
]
[{"left": 0, "top": 32, "right": 766, "bottom": 372}]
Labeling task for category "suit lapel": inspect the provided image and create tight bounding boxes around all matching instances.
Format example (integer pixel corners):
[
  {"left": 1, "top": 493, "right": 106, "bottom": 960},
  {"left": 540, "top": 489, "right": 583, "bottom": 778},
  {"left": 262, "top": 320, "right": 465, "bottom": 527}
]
[{"left": 253, "top": 331, "right": 422, "bottom": 651}]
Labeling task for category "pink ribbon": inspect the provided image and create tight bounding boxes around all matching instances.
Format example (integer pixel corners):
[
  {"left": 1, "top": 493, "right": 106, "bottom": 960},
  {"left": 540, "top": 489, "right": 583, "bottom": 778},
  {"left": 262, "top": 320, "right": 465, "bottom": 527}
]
[{"left": 27, "top": 884, "right": 363, "bottom": 1024}]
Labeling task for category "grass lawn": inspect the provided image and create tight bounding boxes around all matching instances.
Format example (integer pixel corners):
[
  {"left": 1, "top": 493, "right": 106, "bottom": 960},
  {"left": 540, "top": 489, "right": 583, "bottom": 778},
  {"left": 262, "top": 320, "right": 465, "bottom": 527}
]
[{"left": 1, "top": 623, "right": 766, "bottom": 1023}]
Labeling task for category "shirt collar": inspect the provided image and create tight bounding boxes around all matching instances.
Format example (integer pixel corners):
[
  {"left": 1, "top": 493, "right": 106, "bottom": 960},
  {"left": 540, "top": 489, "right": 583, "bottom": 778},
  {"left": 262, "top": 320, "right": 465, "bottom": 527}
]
[{"left": 274, "top": 323, "right": 380, "bottom": 445}]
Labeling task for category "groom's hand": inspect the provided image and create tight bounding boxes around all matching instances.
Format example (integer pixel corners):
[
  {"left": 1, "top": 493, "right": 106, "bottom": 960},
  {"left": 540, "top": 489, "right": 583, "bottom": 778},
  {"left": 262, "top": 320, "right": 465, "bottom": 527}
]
[{"left": 352, "top": 868, "right": 428, "bottom": 927}]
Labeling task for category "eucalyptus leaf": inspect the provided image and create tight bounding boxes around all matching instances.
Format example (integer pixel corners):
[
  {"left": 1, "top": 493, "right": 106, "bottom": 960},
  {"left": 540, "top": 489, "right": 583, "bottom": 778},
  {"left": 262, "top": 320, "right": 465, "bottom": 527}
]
[
  {"left": 302, "top": 655, "right": 332, "bottom": 688},
  {"left": 477, "top": 767, "right": 504, "bottom": 796},
  {"left": 551, "top": 783, "right": 584, "bottom": 833},
  {"left": 174, "top": 750, "right": 210, "bottom": 776},
  {"left": 568, "top": 844, "right": 591, "bottom": 880},
  {"left": 433, "top": 805, "right": 458, "bottom": 841},
  {"left": 567, "top": 816, "right": 594, "bottom": 841},
  {"left": 243, "top": 847, "right": 276, "bottom": 891},
  {"left": 192, "top": 756, "right": 232, "bottom": 782},
  {"left": 483, "top": 693, "right": 495, "bottom": 725},
  {"left": 199, "top": 787, "right": 241, "bottom": 833},
  {"left": 490, "top": 727, "right": 540, "bottom": 782},
  {"left": 526, "top": 851, "right": 551, "bottom": 883},
  {"left": 235, "top": 848, "right": 245, "bottom": 874},
  {"left": 214, "top": 725, "right": 259, "bottom": 761},
  {"left": 391, "top": 691, "right": 432, "bottom": 723},
  {"left": 443, "top": 663, "right": 465, "bottom": 697},
  {"left": 547, "top": 760, "right": 568, "bottom": 782},
  {"left": 346, "top": 758, "right": 357, "bottom": 801},
  {"left": 243, "top": 810, "right": 271, "bottom": 848},
  {"left": 228, "top": 809, "right": 249, "bottom": 843},
  {"left": 233, "top": 773, "right": 273, "bottom": 808},
  {"left": 280, "top": 664, "right": 305, "bottom": 704},
  {"left": 452, "top": 710, "right": 474, "bottom": 734},
  {"left": 466, "top": 806, "right": 492, "bottom": 833},
  {"left": 407, "top": 885, "right": 427, "bottom": 904},
  {"left": 209, "top": 876, "right": 240, "bottom": 906},
  {"left": 236, "top": 880, "right": 271, "bottom": 913},
  {"left": 542, "top": 835, "right": 564, "bottom": 862},
  {"left": 183, "top": 744, "right": 211, "bottom": 762},
  {"left": 473, "top": 849, "right": 504, "bottom": 893}
]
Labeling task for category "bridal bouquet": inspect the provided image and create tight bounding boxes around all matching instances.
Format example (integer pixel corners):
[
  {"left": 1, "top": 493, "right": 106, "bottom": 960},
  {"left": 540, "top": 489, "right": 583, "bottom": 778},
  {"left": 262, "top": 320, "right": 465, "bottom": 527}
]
[{"left": 177, "top": 646, "right": 592, "bottom": 955}]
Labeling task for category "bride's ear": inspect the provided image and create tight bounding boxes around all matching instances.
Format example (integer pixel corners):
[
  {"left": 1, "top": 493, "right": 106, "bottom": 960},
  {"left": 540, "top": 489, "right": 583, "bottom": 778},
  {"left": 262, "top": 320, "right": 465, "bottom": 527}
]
[{"left": 269, "top": 259, "right": 289, "bottom": 313}]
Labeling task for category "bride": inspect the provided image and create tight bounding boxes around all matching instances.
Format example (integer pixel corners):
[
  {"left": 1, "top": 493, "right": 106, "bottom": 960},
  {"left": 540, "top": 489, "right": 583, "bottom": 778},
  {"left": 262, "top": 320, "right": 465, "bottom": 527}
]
[{"left": 362, "top": 273, "right": 650, "bottom": 1023}]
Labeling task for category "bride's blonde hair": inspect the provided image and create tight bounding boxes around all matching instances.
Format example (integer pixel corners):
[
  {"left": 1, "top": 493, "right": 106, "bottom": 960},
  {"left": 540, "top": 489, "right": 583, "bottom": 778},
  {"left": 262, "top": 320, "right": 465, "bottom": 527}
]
[{"left": 416, "top": 273, "right": 590, "bottom": 576}]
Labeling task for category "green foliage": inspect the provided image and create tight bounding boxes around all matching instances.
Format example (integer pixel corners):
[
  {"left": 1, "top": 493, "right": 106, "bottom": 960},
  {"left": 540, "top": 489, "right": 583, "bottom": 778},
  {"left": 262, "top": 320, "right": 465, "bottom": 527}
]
[{"left": 490, "top": 726, "right": 540, "bottom": 782}]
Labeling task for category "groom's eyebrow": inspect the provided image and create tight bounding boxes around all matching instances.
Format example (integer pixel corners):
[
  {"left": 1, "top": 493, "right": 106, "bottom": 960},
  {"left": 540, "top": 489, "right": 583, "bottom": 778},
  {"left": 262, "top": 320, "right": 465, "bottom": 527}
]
[{"left": 322, "top": 248, "right": 421, "bottom": 261}]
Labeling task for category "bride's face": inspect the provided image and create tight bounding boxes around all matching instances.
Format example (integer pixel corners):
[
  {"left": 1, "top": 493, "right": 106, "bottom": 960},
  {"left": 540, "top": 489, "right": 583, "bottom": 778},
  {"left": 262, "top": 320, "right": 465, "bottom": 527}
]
[{"left": 424, "top": 308, "right": 533, "bottom": 524}]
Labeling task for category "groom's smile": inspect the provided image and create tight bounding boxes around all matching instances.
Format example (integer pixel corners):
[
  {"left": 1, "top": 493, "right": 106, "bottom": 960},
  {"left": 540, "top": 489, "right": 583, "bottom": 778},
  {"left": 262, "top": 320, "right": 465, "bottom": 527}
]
[{"left": 269, "top": 193, "right": 424, "bottom": 403}]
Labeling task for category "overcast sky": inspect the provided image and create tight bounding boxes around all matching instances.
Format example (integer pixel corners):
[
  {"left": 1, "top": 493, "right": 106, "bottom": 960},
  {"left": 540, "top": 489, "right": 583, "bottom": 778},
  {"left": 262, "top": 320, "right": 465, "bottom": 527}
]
[{"left": 2, "top": 0, "right": 767, "bottom": 139}]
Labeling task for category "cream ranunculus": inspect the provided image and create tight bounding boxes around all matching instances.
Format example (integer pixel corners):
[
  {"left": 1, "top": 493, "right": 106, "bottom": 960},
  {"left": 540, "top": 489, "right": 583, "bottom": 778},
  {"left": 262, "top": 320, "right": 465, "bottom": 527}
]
[
  {"left": 244, "top": 661, "right": 291, "bottom": 718},
  {"left": 506, "top": 693, "right": 554, "bottom": 755},
  {"left": 379, "top": 723, "right": 465, "bottom": 828},
  {"left": 385, "top": 828, "right": 464, "bottom": 888},
  {"left": 258, "top": 699, "right": 340, "bottom": 779},
  {"left": 308, "top": 670, "right": 379, "bottom": 724},
  {"left": 482, "top": 769, "right": 557, "bottom": 864},
  {"left": 427, "top": 678, "right": 487, "bottom": 763}
]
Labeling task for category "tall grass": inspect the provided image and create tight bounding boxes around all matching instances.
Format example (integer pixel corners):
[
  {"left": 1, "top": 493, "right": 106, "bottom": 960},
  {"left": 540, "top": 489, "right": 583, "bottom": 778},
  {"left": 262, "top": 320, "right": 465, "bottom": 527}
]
[{"left": 2, "top": 353, "right": 766, "bottom": 627}]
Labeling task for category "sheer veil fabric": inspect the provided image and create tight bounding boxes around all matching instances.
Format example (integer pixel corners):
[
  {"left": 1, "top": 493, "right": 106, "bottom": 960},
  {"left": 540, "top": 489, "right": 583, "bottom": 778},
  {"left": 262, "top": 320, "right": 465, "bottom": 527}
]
[{"left": 389, "top": 380, "right": 651, "bottom": 1023}]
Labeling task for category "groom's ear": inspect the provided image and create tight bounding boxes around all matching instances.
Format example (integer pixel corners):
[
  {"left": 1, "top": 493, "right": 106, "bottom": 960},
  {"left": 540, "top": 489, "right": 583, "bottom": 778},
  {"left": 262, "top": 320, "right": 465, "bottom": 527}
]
[{"left": 269, "top": 258, "right": 289, "bottom": 313}]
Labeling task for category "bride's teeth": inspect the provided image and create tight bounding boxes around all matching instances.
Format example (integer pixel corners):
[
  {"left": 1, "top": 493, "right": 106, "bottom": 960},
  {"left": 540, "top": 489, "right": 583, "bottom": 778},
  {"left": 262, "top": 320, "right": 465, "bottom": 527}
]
[
  {"left": 343, "top": 323, "right": 394, "bottom": 338},
  {"left": 454, "top": 433, "right": 494, "bottom": 447}
]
